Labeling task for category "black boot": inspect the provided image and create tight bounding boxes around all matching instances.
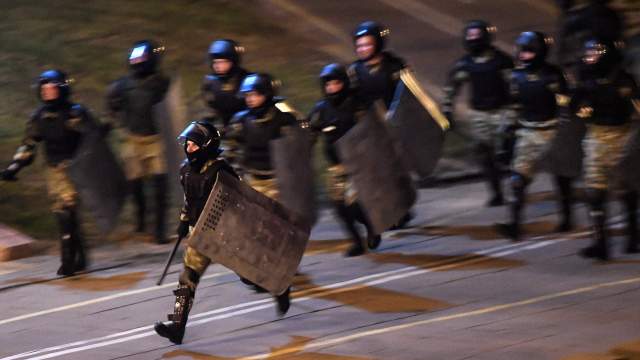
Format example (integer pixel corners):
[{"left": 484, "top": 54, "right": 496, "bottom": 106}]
[
  {"left": 274, "top": 286, "right": 291, "bottom": 316},
  {"left": 496, "top": 173, "right": 527, "bottom": 242},
  {"left": 389, "top": 211, "right": 414, "bottom": 230},
  {"left": 480, "top": 145, "right": 504, "bottom": 207},
  {"left": 69, "top": 208, "right": 88, "bottom": 272},
  {"left": 153, "top": 175, "right": 169, "bottom": 244},
  {"left": 580, "top": 189, "right": 609, "bottom": 261},
  {"left": 623, "top": 192, "right": 638, "bottom": 254},
  {"left": 56, "top": 208, "right": 77, "bottom": 276},
  {"left": 352, "top": 202, "right": 381, "bottom": 253},
  {"left": 130, "top": 179, "right": 146, "bottom": 233},
  {"left": 554, "top": 176, "right": 574, "bottom": 232},
  {"left": 154, "top": 268, "right": 198, "bottom": 344},
  {"left": 334, "top": 202, "right": 366, "bottom": 257},
  {"left": 154, "top": 285, "right": 194, "bottom": 344}
]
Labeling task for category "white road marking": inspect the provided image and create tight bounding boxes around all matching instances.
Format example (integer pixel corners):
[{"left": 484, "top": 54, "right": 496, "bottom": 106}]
[
  {"left": 2, "top": 239, "right": 565, "bottom": 360},
  {"left": 0, "top": 270, "right": 233, "bottom": 326},
  {"left": 245, "top": 276, "right": 640, "bottom": 360}
]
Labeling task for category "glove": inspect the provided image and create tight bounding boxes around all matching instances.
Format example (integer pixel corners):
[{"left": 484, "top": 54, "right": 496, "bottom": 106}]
[
  {"left": 443, "top": 110, "right": 455, "bottom": 129},
  {"left": 177, "top": 220, "right": 190, "bottom": 240},
  {"left": 0, "top": 163, "right": 20, "bottom": 181}
]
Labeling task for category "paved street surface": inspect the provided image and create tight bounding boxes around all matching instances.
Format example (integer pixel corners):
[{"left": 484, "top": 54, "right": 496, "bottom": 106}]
[
  {"left": 1, "top": 174, "right": 639, "bottom": 360},
  {"left": 2, "top": 1, "right": 639, "bottom": 359}
]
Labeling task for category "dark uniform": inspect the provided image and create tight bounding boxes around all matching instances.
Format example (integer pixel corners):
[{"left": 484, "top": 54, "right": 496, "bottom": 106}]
[
  {"left": 443, "top": 20, "right": 515, "bottom": 207},
  {"left": 106, "top": 40, "right": 170, "bottom": 243},
  {"left": 225, "top": 73, "right": 297, "bottom": 199},
  {"left": 497, "top": 32, "right": 575, "bottom": 241},
  {"left": 154, "top": 121, "right": 291, "bottom": 345},
  {"left": 573, "top": 38, "right": 639, "bottom": 260},
  {"left": 308, "top": 63, "right": 381, "bottom": 256},
  {"left": 1, "top": 70, "right": 101, "bottom": 276},
  {"left": 348, "top": 21, "right": 406, "bottom": 110},
  {"left": 201, "top": 39, "right": 249, "bottom": 128}
]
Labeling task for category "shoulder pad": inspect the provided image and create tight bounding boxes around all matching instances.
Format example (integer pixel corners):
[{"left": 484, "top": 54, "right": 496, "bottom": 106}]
[
  {"left": 69, "top": 103, "right": 87, "bottom": 117},
  {"left": 231, "top": 109, "right": 250, "bottom": 122}
]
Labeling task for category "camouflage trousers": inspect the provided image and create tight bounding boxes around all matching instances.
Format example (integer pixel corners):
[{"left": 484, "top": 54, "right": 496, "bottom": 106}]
[
  {"left": 583, "top": 124, "right": 633, "bottom": 191},
  {"left": 468, "top": 108, "right": 515, "bottom": 149},
  {"left": 325, "top": 164, "right": 357, "bottom": 205},
  {"left": 45, "top": 162, "right": 78, "bottom": 213},
  {"left": 121, "top": 133, "right": 167, "bottom": 180},
  {"left": 511, "top": 120, "right": 558, "bottom": 178}
]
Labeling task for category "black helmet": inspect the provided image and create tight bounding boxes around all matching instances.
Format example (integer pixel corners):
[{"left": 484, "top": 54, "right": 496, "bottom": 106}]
[
  {"left": 319, "top": 63, "right": 350, "bottom": 103},
  {"left": 515, "top": 31, "right": 550, "bottom": 69},
  {"left": 37, "top": 69, "right": 71, "bottom": 104},
  {"left": 128, "top": 40, "right": 163, "bottom": 77},
  {"left": 178, "top": 120, "right": 222, "bottom": 168},
  {"left": 581, "top": 38, "right": 620, "bottom": 76},
  {"left": 353, "top": 21, "right": 389, "bottom": 55},
  {"left": 208, "top": 39, "right": 242, "bottom": 65},
  {"left": 463, "top": 20, "right": 494, "bottom": 54},
  {"left": 240, "top": 73, "right": 276, "bottom": 100}
]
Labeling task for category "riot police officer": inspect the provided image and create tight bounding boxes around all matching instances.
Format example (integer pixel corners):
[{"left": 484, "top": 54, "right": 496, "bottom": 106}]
[
  {"left": 443, "top": 20, "right": 515, "bottom": 207},
  {"left": 201, "top": 39, "right": 249, "bottom": 128},
  {"left": 348, "top": 21, "right": 406, "bottom": 110},
  {"left": 557, "top": 0, "right": 623, "bottom": 73},
  {"left": 496, "top": 31, "right": 575, "bottom": 241},
  {"left": 154, "top": 121, "right": 291, "bottom": 345},
  {"left": 308, "top": 63, "right": 381, "bottom": 257},
  {"left": 1, "top": 70, "right": 99, "bottom": 276},
  {"left": 106, "top": 40, "right": 171, "bottom": 244},
  {"left": 225, "top": 73, "right": 297, "bottom": 197},
  {"left": 572, "top": 38, "right": 639, "bottom": 260},
  {"left": 348, "top": 20, "right": 413, "bottom": 228}
]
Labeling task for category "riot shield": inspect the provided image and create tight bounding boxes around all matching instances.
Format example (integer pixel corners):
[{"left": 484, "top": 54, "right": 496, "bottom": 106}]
[
  {"left": 154, "top": 74, "right": 188, "bottom": 192},
  {"left": 337, "top": 105, "right": 417, "bottom": 234},
  {"left": 188, "top": 172, "right": 310, "bottom": 295},
  {"left": 544, "top": 117, "right": 586, "bottom": 178},
  {"left": 619, "top": 125, "right": 640, "bottom": 192},
  {"left": 271, "top": 126, "right": 317, "bottom": 226},
  {"left": 386, "top": 69, "right": 450, "bottom": 179},
  {"left": 67, "top": 130, "right": 127, "bottom": 233}
]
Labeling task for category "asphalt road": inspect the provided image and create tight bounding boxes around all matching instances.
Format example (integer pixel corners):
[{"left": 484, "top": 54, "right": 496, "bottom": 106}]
[{"left": 1, "top": 1, "right": 639, "bottom": 359}]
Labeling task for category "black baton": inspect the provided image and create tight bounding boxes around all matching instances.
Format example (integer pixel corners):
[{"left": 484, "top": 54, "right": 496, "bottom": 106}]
[{"left": 156, "top": 235, "right": 183, "bottom": 286}]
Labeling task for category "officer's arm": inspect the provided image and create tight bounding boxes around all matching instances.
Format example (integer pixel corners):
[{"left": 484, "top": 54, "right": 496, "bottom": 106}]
[
  {"left": 151, "top": 74, "right": 171, "bottom": 104},
  {"left": 442, "top": 60, "right": 469, "bottom": 120},
  {"left": 177, "top": 170, "right": 190, "bottom": 239},
  {"left": 306, "top": 104, "right": 323, "bottom": 146},
  {"left": 1, "top": 113, "right": 39, "bottom": 181},
  {"left": 223, "top": 115, "right": 244, "bottom": 160},
  {"left": 106, "top": 80, "right": 124, "bottom": 116},
  {"left": 555, "top": 70, "right": 572, "bottom": 120}
]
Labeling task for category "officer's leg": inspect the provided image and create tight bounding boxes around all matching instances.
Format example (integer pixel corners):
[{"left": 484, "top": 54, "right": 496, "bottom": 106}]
[
  {"left": 496, "top": 172, "right": 529, "bottom": 241},
  {"left": 334, "top": 201, "right": 366, "bottom": 257},
  {"left": 68, "top": 207, "right": 87, "bottom": 272},
  {"left": 55, "top": 207, "right": 77, "bottom": 276},
  {"left": 154, "top": 246, "right": 209, "bottom": 344},
  {"left": 580, "top": 188, "right": 609, "bottom": 261},
  {"left": 478, "top": 143, "right": 504, "bottom": 207},
  {"left": 351, "top": 202, "right": 382, "bottom": 252},
  {"left": 622, "top": 191, "right": 638, "bottom": 254},
  {"left": 554, "top": 175, "right": 574, "bottom": 232},
  {"left": 130, "top": 178, "right": 146, "bottom": 233},
  {"left": 153, "top": 174, "right": 169, "bottom": 244}
]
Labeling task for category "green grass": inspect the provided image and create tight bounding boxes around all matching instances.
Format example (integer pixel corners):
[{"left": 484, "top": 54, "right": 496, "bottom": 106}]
[{"left": 0, "top": 0, "right": 329, "bottom": 241}]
